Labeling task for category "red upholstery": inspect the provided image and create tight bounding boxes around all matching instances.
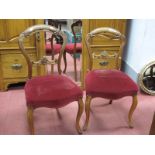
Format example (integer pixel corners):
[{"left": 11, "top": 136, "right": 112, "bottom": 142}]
[
  {"left": 85, "top": 69, "right": 138, "bottom": 99},
  {"left": 45, "top": 42, "right": 61, "bottom": 54},
  {"left": 25, "top": 75, "right": 83, "bottom": 109},
  {"left": 65, "top": 43, "right": 82, "bottom": 54}
]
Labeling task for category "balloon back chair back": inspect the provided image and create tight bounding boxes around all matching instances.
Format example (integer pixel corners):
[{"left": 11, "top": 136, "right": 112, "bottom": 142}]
[
  {"left": 45, "top": 20, "right": 63, "bottom": 57},
  {"left": 46, "top": 33, "right": 63, "bottom": 73},
  {"left": 84, "top": 27, "right": 138, "bottom": 131},
  {"left": 64, "top": 20, "right": 82, "bottom": 81},
  {"left": 18, "top": 25, "right": 83, "bottom": 134},
  {"left": 86, "top": 27, "right": 125, "bottom": 70}
]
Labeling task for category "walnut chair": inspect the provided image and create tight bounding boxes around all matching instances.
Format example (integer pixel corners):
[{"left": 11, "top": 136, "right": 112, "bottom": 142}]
[
  {"left": 63, "top": 20, "right": 82, "bottom": 81},
  {"left": 45, "top": 19, "right": 63, "bottom": 56},
  {"left": 18, "top": 25, "right": 83, "bottom": 134},
  {"left": 83, "top": 27, "right": 138, "bottom": 131},
  {"left": 45, "top": 34, "right": 63, "bottom": 73}
]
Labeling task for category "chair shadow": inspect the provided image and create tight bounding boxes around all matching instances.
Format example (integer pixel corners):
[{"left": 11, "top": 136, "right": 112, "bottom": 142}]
[
  {"left": 88, "top": 102, "right": 131, "bottom": 132},
  {"left": 90, "top": 102, "right": 111, "bottom": 114},
  {"left": 56, "top": 109, "right": 63, "bottom": 120}
]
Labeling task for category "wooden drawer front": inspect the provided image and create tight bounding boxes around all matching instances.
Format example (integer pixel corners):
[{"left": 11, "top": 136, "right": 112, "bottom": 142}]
[
  {"left": 92, "top": 50, "right": 119, "bottom": 70},
  {"left": 92, "top": 57, "right": 117, "bottom": 70},
  {"left": 1, "top": 53, "right": 37, "bottom": 78}
]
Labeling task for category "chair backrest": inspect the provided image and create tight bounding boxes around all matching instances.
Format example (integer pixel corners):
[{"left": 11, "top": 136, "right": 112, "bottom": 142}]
[
  {"left": 18, "top": 24, "right": 67, "bottom": 79},
  {"left": 47, "top": 19, "right": 66, "bottom": 44},
  {"left": 71, "top": 20, "right": 82, "bottom": 43},
  {"left": 85, "top": 27, "right": 126, "bottom": 71}
]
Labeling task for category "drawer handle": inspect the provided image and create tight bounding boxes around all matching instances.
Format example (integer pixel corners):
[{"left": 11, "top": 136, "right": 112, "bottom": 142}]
[
  {"left": 99, "top": 61, "right": 109, "bottom": 66},
  {"left": 93, "top": 51, "right": 117, "bottom": 59},
  {"left": 11, "top": 64, "right": 23, "bottom": 70}
]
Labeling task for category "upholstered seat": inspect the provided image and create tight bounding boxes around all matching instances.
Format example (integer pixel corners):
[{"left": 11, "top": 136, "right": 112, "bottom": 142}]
[
  {"left": 25, "top": 75, "right": 82, "bottom": 109},
  {"left": 65, "top": 43, "right": 82, "bottom": 54},
  {"left": 85, "top": 69, "right": 138, "bottom": 99},
  {"left": 46, "top": 42, "right": 61, "bottom": 54}
]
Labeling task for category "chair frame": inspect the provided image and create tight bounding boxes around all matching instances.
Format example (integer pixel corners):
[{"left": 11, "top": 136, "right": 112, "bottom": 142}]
[
  {"left": 18, "top": 25, "right": 84, "bottom": 134},
  {"left": 83, "top": 27, "right": 138, "bottom": 131},
  {"left": 63, "top": 20, "right": 82, "bottom": 81},
  {"left": 85, "top": 27, "right": 126, "bottom": 71},
  {"left": 46, "top": 33, "right": 63, "bottom": 73}
]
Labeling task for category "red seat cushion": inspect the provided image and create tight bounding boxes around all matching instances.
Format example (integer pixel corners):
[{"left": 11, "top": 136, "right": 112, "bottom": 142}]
[
  {"left": 45, "top": 43, "right": 61, "bottom": 54},
  {"left": 25, "top": 75, "right": 83, "bottom": 109},
  {"left": 85, "top": 69, "right": 138, "bottom": 99},
  {"left": 65, "top": 43, "right": 82, "bottom": 53}
]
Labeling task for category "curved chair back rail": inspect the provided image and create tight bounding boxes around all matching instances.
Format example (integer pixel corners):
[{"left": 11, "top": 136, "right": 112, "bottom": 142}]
[
  {"left": 85, "top": 27, "right": 126, "bottom": 71},
  {"left": 88, "top": 27, "right": 124, "bottom": 38},
  {"left": 71, "top": 20, "right": 82, "bottom": 44},
  {"left": 18, "top": 24, "right": 67, "bottom": 79}
]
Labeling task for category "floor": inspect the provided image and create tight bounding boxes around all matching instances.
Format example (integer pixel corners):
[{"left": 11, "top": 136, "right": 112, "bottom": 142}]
[{"left": 0, "top": 85, "right": 155, "bottom": 135}]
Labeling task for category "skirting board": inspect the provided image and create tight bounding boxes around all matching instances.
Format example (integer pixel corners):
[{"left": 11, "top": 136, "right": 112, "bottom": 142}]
[{"left": 121, "top": 60, "right": 138, "bottom": 83}]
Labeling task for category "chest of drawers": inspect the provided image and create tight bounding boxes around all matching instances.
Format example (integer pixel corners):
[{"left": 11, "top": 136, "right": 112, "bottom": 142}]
[{"left": 0, "top": 19, "right": 45, "bottom": 90}]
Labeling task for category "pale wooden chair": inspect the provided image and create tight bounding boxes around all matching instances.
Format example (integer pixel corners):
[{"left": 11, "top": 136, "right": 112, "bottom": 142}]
[
  {"left": 63, "top": 20, "right": 82, "bottom": 81},
  {"left": 18, "top": 25, "right": 84, "bottom": 134},
  {"left": 84, "top": 27, "right": 138, "bottom": 131}
]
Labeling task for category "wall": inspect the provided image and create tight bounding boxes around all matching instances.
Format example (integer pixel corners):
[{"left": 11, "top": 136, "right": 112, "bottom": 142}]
[{"left": 122, "top": 19, "right": 155, "bottom": 82}]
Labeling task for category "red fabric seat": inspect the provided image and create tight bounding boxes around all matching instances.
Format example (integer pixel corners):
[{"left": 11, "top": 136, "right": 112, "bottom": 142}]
[
  {"left": 65, "top": 43, "right": 82, "bottom": 54},
  {"left": 85, "top": 69, "right": 138, "bottom": 99},
  {"left": 45, "top": 42, "right": 61, "bottom": 54},
  {"left": 25, "top": 75, "right": 83, "bottom": 109}
]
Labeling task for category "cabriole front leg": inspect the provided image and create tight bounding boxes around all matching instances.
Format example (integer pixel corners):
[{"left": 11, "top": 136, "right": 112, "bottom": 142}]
[
  {"left": 76, "top": 98, "right": 84, "bottom": 134},
  {"left": 128, "top": 95, "right": 138, "bottom": 128},
  {"left": 83, "top": 95, "right": 92, "bottom": 131},
  {"left": 63, "top": 51, "right": 67, "bottom": 73},
  {"left": 73, "top": 55, "right": 77, "bottom": 81},
  {"left": 27, "top": 105, "right": 34, "bottom": 135}
]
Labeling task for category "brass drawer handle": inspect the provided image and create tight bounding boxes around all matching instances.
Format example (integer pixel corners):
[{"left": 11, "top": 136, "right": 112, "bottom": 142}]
[
  {"left": 93, "top": 51, "right": 117, "bottom": 59},
  {"left": 11, "top": 64, "right": 23, "bottom": 70},
  {"left": 99, "top": 61, "right": 109, "bottom": 66}
]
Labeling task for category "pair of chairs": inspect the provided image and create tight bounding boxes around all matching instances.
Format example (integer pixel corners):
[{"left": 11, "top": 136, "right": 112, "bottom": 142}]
[
  {"left": 45, "top": 20, "right": 82, "bottom": 81},
  {"left": 18, "top": 25, "right": 138, "bottom": 134}
]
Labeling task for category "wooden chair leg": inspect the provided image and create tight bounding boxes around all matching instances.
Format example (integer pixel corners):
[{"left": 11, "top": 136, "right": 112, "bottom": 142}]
[
  {"left": 73, "top": 54, "right": 77, "bottom": 81},
  {"left": 63, "top": 51, "right": 67, "bottom": 73},
  {"left": 128, "top": 94, "right": 138, "bottom": 128},
  {"left": 109, "top": 100, "right": 113, "bottom": 104},
  {"left": 27, "top": 105, "right": 34, "bottom": 135},
  {"left": 76, "top": 98, "right": 84, "bottom": 134},
  {"left": 51, "top": 64, "right": 54, "bottom": 74},
  {"left": 51, "top": 51, "right": 54, "bottom": 74},
  {"left": 83, "top": 95, "right": 92, "bottom": 131}
]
